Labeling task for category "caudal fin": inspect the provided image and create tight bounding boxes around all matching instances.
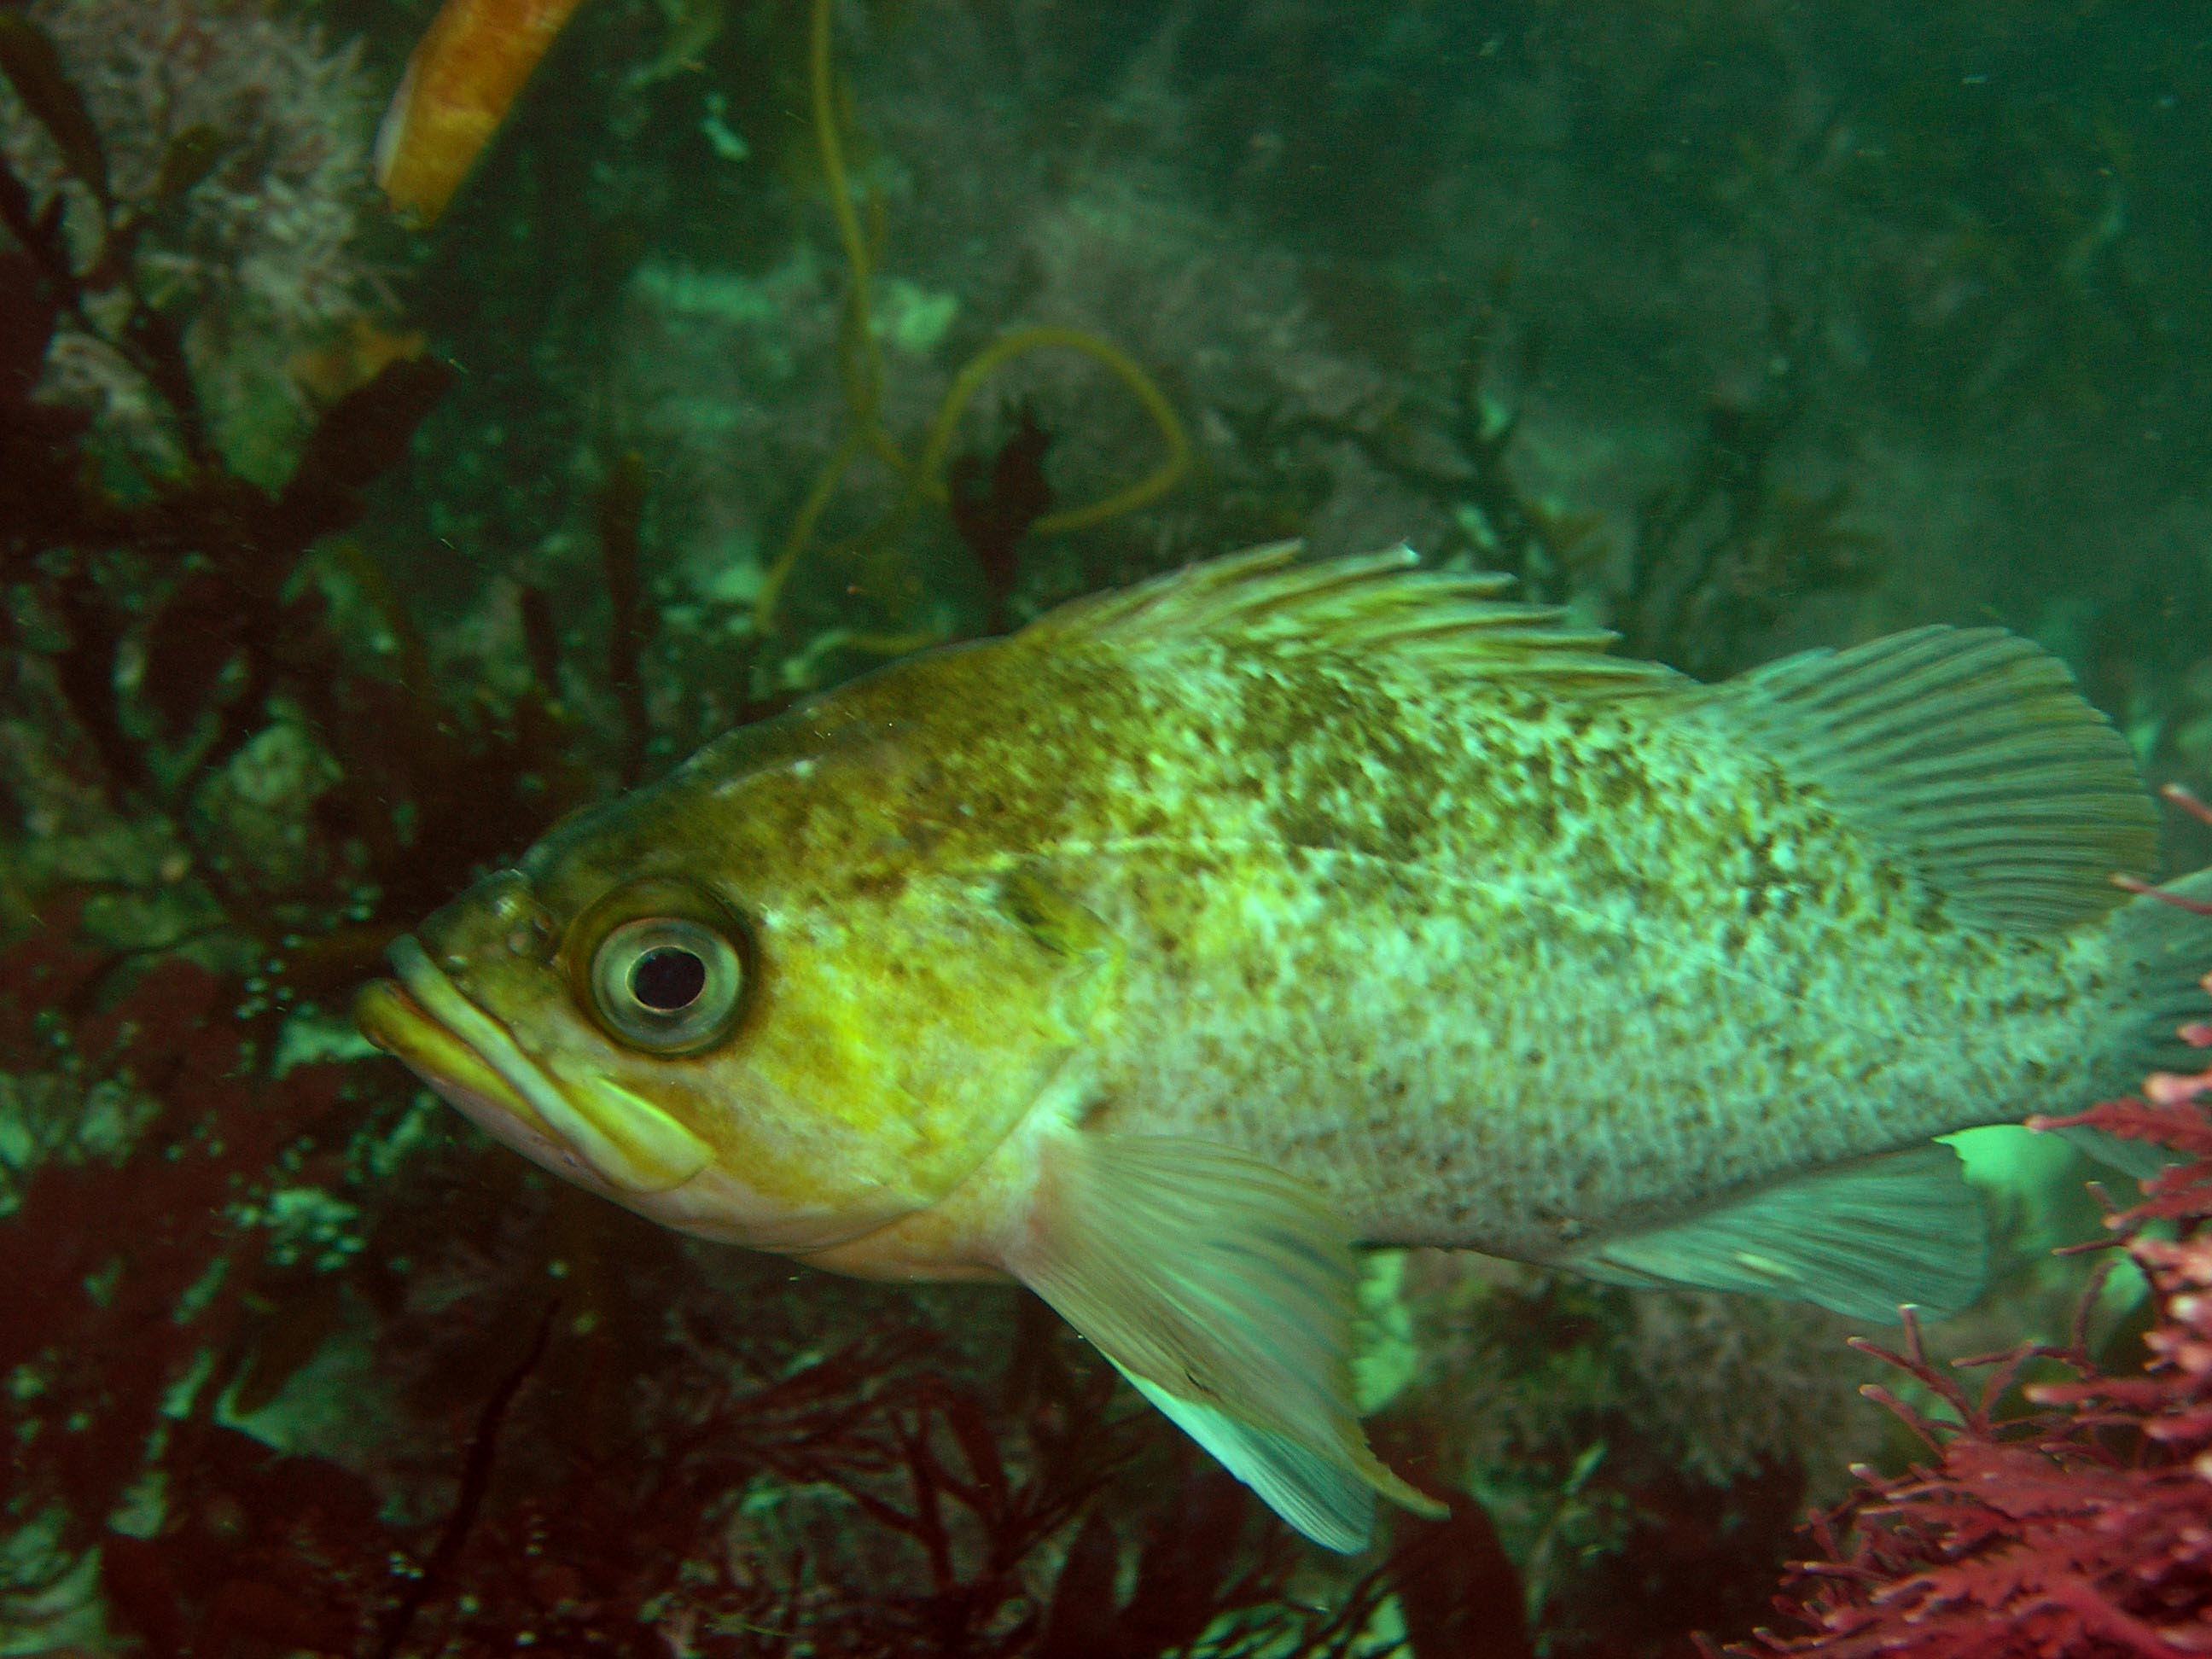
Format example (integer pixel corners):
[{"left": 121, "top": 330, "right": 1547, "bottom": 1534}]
[{"left": 2111, "top": 869, "right": 2212, "bottom": 1078}]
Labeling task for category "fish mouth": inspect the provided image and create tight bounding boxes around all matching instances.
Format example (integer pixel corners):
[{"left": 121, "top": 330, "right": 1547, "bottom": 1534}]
[{"left": 354, "top": 939, "right": 714, "bottom": 1196}]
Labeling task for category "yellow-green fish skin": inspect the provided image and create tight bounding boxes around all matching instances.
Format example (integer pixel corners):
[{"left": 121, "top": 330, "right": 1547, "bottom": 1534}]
[
  {"left": 360, "top": 545, "right": 2206, "bottom": 1549},
  {"left": 391, "top": 549, "right": 2161, "bottom": 1277},
  {"left": 835, "top": 606, "right": 2138, "bottom": 1262}
]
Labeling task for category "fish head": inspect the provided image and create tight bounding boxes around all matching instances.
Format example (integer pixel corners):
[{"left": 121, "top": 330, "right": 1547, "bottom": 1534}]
[{"left": 354, "top": 699, "right": 1117, "bottom": 1259}]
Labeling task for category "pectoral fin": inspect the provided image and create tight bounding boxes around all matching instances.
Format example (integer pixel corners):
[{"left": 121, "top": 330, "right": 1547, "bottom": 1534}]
[
  {"left": 1004, "top": 1132, "right": 1441, "bottom": 1551},
  {"left": 1562, "top": 1142, "right": 1988, "bottom": 1322}
]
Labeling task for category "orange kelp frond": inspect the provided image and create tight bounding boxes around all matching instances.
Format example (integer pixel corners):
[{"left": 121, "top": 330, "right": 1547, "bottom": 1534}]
[{"left": 375, "top": 0, "right": 593, "bottom": 225}]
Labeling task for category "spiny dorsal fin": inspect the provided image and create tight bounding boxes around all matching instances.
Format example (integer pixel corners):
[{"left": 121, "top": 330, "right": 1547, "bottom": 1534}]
[
  {"left": 1704, "top": 626, "right": 2156, "bottom": 932},
  {"left": 1035, "top": 542, "right": 1680, "bottom": 694}
]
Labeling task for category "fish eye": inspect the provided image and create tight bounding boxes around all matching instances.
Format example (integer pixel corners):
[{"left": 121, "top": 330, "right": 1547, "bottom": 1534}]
[
  {"left": 632, "top": 945, "right": 707, "bottom": 1010},
  {"left": 589, "top": 916, "right": 745, "bottom": 1054}
]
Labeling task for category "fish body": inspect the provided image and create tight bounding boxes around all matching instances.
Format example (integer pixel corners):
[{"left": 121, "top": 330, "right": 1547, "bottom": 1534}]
[
  {"left": 358, "top": 544, "right": 2205, "bottom": 1550},
  {"left": 825, "top": 605, "right": 2134, "bottom": 1264},
  {"left": 375, "top": 0, "right": 592, "bottom": 224}
]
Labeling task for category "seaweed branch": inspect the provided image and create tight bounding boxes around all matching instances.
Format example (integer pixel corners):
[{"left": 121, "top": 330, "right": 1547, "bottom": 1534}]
[
  {"left": 1256, "top": 265, "right": 1608, "bottom": 602},
  {"left": 750, "top": 0, "right": 1189, "bottom": 642},
  {"left": 372, "top": 1300, "right": 560, "bottom": 1659},
  {"left": 0, "top": 11, "right": 221, "bottom": 464}
]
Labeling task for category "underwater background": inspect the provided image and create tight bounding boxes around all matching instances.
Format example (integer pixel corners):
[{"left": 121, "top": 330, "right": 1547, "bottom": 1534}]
[{"left": 3, "top": 0, "right": 2211, "bottom": 1653}]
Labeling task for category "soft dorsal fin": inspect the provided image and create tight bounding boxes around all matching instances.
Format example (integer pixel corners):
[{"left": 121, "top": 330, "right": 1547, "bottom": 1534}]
[
  {"left": 1703, "top": 626, "right": 2156, "bottom": 932},
  {"left": 1034, "top": 542, "right": 1680, "bottom": 695}
]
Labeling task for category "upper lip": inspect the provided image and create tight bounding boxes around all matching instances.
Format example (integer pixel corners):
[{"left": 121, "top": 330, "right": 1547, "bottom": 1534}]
[{"left": 369, "top": 938, "right": 714, "bottom": 1195}]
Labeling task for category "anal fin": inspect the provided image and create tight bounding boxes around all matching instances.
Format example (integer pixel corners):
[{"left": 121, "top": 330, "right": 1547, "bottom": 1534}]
[
  {"left": 1561, "top": 1142, "right": 1989, "bottom": 1323},
  {"left": 2053, "top": 1125, "right": 2175, "bottom": 1182}
]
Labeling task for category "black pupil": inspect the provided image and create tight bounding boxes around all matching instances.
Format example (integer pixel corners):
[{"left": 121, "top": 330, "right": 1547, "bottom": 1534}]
[{"left": 631, "top": 946, "right": 707, "bottom": 1012}]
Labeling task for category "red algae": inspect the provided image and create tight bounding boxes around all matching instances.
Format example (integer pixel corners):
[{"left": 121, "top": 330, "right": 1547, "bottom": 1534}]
[{"left": 1730, "top": 999, "right": 2212, "bottom": 1659}]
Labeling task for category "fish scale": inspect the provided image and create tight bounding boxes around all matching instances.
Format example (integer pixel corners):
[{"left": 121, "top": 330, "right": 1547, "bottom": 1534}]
[
  {"left": 963, "top": 632, "right": 2049, "bottom": 1250},
  {"left": 358, "top": 543, "right": 2207, "bottom": 1552}
]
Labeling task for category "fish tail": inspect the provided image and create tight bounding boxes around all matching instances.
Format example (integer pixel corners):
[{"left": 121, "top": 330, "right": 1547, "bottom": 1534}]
[{"left": 2109, "top": 868, "right": 2212, "bottom": 1079}]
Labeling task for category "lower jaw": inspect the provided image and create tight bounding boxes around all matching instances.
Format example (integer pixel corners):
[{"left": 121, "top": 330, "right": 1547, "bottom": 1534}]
[
  {"left": 356, "top": 967, "right": 972, "bottom": 1260},
  {"left": 375, "top": 942, "right": 719, "bottom": 1194},
  {"left": 354, "top": 978, "right": 534, "bottom": 1122}
]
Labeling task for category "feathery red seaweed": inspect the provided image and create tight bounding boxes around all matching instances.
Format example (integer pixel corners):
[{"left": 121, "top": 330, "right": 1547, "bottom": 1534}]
[{"left": 1732, "top": 976, "right": 2212, "bottom": 1659}]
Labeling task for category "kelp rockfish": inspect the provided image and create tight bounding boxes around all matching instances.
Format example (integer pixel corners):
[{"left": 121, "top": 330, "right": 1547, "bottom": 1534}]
[{"left": 356, "top": 544, "right": 2209, "bottom": 1551}]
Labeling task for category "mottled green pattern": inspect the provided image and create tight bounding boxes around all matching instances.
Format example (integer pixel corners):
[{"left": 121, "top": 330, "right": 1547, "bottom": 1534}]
[
  {"left": 1001, "top": 633, "right": 2133, "bottom": 1254},
  {"left": 489, "top": 550, "right": 2159, "bottom": 1268}
]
